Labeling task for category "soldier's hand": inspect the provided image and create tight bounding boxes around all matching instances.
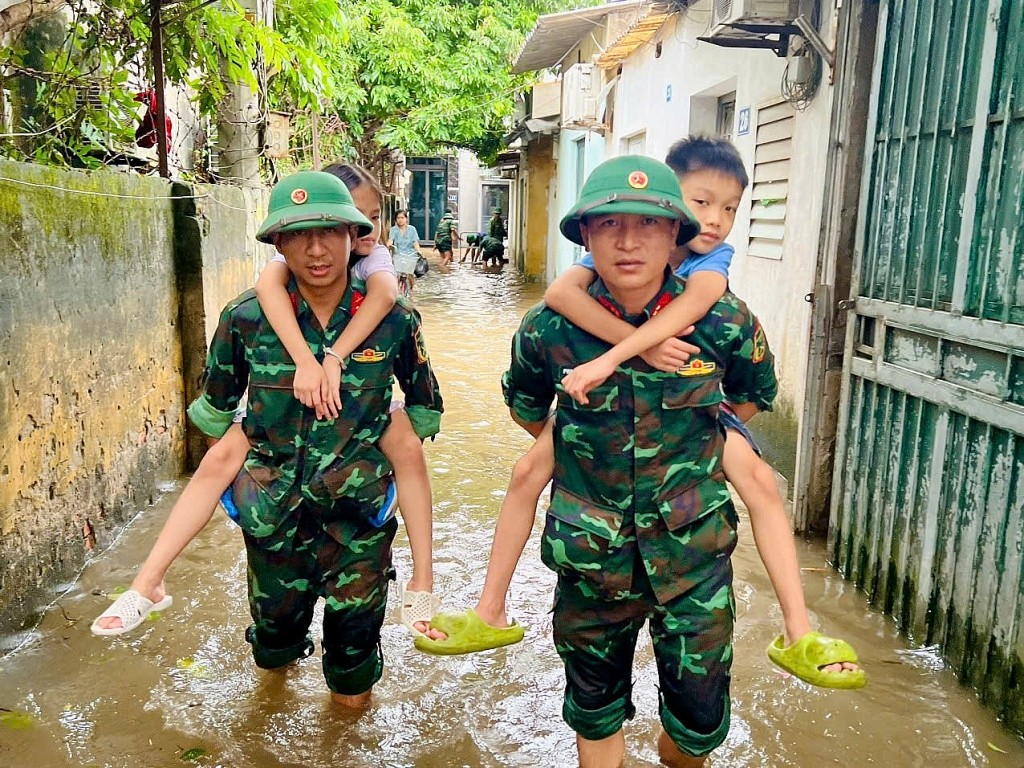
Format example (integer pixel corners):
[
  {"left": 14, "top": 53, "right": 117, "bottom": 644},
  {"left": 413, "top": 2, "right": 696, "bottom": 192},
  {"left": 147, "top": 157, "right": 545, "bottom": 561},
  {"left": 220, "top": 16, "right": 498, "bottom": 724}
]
[
  {"left": 640, "top": 333, "right": 699, "bottom": 372},
  {"left": 561, "top": 357, "right": 616, "bottom": 405},
  {"left": 293, "top": 359, "right": 329, "bottom": 418}
]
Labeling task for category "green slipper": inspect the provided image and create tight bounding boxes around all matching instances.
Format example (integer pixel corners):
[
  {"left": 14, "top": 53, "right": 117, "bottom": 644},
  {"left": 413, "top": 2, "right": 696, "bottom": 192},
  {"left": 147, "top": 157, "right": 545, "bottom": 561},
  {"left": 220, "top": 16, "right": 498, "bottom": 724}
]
[
  {"left": 413, "top": 609, "right": 525, "bottom": 656},
  {"left": 767, "top": 631, "right": 867, "bottom": 690}
]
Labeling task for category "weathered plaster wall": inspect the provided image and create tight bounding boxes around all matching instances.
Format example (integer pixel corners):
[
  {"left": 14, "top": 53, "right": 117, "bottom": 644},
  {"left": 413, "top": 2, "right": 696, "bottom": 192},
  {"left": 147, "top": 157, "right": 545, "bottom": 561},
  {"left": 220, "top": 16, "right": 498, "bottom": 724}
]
[
  {"left": 0, "top": 162, "right": 271, "bottom": 633},
  {"left": 524, "top": 135, "right": 555, "bottom": 279},
  {"left": 0, "top": 161, "right": 184, "bottom": 632},
  {"left": 550, "top": 130, "right": 606, "bottom": 282}
]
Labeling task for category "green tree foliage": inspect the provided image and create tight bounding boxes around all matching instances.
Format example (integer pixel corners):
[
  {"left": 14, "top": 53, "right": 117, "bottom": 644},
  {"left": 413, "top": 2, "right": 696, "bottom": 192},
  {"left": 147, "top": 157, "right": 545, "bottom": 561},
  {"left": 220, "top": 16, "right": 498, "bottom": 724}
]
[
  {"left": 274, "top": 0, "right": 588, "bottom": 169},
  {"left": 0, "top": 0, "right": 585, "bottom": 171},
  {"left": 0, "top": 0, "right": 310, "bottom": 168},
  {"left": 285, "top": 0, "right": 579, "bottom": 166}
]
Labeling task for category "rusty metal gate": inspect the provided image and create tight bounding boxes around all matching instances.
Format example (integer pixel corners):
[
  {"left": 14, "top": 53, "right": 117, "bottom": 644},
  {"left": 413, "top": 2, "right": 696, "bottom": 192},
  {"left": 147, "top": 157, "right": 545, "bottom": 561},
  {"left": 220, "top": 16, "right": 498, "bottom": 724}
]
[{"left": 831, "top": 0, "right": 1024, "bottom": 730}]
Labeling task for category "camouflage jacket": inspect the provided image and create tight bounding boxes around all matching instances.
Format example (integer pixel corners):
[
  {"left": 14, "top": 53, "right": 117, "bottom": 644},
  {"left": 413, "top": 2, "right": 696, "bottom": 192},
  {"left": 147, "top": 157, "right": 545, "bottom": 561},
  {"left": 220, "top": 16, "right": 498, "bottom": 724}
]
[
  {"left": 434, "top": 218, "right": 454, "bottom": 240},
  {"left": 188, "top": 280, "right": 443, "bottom": 539},
  {"left": 502, "top": 270, "right": 777, "bottom": 603},
  {"left": 488, "top": 216, "right": 507, "bottom": 239}
]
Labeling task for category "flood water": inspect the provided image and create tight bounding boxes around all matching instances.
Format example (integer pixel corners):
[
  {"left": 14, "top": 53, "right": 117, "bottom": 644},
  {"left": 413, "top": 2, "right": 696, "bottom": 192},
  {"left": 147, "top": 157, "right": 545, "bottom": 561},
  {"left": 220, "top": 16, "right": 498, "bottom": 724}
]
[{"left": 2, "top": 262, "right": 1023, "bottom": 767}]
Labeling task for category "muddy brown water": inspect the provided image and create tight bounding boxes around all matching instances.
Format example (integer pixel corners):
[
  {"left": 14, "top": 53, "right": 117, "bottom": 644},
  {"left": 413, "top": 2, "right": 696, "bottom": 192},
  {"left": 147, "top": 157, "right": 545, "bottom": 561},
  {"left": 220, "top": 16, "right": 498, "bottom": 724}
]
[{"left": 2, "top": 263, "right": 1023, "bottom": 767}]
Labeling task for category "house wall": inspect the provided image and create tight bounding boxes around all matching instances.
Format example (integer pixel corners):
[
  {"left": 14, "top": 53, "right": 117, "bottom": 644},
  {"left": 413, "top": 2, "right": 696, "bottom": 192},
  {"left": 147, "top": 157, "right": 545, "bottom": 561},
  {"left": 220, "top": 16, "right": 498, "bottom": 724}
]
[
  {"left": 523, "top": 134, "right": 555, "bottom": 279},
  {"left": 456, "top": 149, "right": 481, "bottom": 240},
  {"left": 609, "top": 4, "right": 836, "bottom": 481},
  {"left": 549, "top": 129, "right": 605, "bottom": 283}
]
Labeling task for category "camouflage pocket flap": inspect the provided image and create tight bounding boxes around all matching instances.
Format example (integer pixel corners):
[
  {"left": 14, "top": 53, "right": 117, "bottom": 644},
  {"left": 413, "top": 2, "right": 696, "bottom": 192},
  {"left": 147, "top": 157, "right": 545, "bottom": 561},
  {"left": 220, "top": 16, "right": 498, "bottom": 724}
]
[
  {"left": 662, "top": 375, "right": 724, "bottom": 410},
  {"left": 249, "top": 349, "right": 296, "bottom": 390},
  {"left": 548, "top": 485, "right": 625, "bottom": 541},
  {"left": 657, "top": 476, "right": 733, "bottom": 532},
  {"left": 556, "top": 382, "right": 620, "bottom": 412},
  {"left": 542, "top": 485, "right": 634, "bottom": 598}
]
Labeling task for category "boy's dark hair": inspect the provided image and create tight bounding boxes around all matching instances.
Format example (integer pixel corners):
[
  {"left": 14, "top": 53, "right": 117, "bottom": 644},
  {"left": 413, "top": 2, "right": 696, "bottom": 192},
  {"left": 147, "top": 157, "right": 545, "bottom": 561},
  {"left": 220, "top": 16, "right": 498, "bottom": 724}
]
[
  {"left": 322, "top": 162, "right": 385, "bottom": 204},
  {"left": 664, "top": 136, "right": 749, "bottom": 190}
]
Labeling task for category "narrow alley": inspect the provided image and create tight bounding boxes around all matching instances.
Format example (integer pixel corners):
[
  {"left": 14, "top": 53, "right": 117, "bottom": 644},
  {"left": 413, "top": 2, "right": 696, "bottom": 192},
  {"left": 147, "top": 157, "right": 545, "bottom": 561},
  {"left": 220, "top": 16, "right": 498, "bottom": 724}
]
[{"left": 2, "top": 265, "right": 1022, "bottom": 768}]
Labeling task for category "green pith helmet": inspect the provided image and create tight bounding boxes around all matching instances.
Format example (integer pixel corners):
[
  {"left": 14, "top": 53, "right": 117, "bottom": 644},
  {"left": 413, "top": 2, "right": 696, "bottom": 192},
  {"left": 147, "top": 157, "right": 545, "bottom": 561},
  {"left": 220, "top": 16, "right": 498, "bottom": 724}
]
[
  {"left": 256, "top": 171, "right": 373, "bottom": 244},
  {"left": 559, "top": 155, "right": 699, "bottom": 246}
]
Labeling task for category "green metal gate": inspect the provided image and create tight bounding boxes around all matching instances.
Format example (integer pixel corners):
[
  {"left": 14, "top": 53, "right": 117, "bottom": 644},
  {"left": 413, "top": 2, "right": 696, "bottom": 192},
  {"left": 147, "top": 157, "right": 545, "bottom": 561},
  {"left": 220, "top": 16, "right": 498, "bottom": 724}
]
[{"left": 831, "top": 0, "right": 1024, "bottom": 730}]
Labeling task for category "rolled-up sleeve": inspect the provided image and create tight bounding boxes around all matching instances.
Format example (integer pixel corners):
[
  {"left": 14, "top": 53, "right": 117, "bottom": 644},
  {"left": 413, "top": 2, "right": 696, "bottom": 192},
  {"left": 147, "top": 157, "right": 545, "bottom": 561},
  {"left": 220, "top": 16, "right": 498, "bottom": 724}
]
[
  {"left": 502, "top": 310, "right": 554, "bottom": 424},
  {"left": 187, "top": 304, "right": 249, "bottom": 438},
  {"left": 394, "top": 309, "right": 443, "bottom": 440},
  {"left": 722, "top": 316, "right": 777, "bottom": 412}
]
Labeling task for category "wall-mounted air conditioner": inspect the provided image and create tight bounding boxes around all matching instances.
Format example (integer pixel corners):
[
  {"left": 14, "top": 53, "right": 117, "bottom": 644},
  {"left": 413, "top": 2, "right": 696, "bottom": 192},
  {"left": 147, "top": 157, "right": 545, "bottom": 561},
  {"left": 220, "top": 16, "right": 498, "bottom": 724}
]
[
  {"left": 561, "top": 64, "right": 598, "bottom": 128},
  {"left": 532, "top": 80, "right": 562, "bottom": 120},
  {"left": 710, "top": 0, "right": 800, "bottom": 32}
]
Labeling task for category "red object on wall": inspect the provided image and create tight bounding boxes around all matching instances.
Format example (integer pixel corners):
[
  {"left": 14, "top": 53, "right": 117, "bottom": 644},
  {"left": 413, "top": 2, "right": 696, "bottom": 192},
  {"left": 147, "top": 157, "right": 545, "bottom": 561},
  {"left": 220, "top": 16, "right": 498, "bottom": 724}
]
[{"left": 134, "top": 90, "right": 172, "bottom": 149}]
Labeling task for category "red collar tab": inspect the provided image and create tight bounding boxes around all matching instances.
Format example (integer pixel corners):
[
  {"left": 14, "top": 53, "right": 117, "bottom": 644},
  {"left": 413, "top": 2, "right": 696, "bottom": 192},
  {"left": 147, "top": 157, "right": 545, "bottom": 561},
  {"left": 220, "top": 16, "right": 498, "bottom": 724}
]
[
  {"left": 350, "top": 289, "right": 365, "bottom": 315},
  {"left": 597, "top": 296, "right": 623, "bottom": 319},
  {"left": 650, "top": 292, "right": 673, "bottom": 317}
]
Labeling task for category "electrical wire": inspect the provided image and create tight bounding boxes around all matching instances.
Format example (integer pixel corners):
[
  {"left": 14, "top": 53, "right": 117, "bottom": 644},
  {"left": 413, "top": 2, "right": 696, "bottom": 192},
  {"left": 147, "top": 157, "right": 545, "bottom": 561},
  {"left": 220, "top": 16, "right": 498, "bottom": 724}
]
[
  {"left": 781, "top": 42, "right": 822, "bottom": 110},
  {"left": 0, "top": 174, "right": 255, "bottom": 210},
  {"left": 780, "top": 0, "right": 824, "bottom": 110}
]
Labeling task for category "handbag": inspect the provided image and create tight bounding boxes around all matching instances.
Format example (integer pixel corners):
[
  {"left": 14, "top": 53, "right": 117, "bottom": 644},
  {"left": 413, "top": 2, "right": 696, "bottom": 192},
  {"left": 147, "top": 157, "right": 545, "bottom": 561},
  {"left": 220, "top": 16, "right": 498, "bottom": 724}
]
[{"left": 414, "top": 256, "right": 429, "bottom": 277}]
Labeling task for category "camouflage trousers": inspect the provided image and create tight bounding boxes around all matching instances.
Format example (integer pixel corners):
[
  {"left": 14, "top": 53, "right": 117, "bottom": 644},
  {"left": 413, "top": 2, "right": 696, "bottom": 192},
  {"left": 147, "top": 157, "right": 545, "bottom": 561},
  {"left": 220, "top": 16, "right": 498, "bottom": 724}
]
[
  {"left": 552, "top": 547, "right": 735, "bottom": 756},
  {"left": 242, "top": 502, "right": 397, "bottom": 695}
]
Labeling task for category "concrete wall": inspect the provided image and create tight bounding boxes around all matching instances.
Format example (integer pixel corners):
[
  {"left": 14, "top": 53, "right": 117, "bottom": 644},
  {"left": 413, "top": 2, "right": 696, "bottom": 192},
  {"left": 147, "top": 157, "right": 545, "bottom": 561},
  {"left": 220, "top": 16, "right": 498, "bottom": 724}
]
[
  {"left": 456, "top": 149, "right": 481, "bottom": 240},
  {"left": 0, "top": 160, "right": 270, "bottom": 634},
  {"left": 176, "top": 182, "right": 272, "bottom": 467},
  {"left": 0, "top": 161, "right": 184, "bottom": 632}
]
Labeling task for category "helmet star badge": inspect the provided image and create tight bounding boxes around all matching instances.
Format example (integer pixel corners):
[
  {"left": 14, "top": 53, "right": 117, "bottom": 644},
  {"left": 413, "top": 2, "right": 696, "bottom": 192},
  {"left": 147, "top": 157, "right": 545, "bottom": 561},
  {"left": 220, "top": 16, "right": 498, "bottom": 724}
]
[
  {"left": 290, "top": 188, "right": 308, "bottom": 204},
  {"left": 627, "top": 170, "right": 649, "bottom": 189}
]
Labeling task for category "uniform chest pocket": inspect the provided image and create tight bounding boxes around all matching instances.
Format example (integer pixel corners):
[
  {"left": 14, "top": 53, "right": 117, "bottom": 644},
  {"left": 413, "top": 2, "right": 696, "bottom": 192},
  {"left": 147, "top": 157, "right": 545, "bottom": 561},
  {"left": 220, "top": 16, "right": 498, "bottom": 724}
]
[
  {"left": 661, "top": 374, "right": 724, "bottom": 409},
  {"left": 341, "top": 348, "right": 393, "bottom": 392},
  {"left": 556, "top": 382, "right": 620, "bottom": 412},
  {"left": 248, "top": 349, "right": 296, "bottom": 390}
]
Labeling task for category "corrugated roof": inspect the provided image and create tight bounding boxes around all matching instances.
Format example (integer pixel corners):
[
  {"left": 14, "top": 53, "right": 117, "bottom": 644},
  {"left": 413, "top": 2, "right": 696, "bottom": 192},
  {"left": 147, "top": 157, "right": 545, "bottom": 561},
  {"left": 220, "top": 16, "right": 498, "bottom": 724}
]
[
  {"left": 511, "top": 0, "right": 654, "bottom": 74},
  {"left": 595, "top": 11, "right": 671, "bottom": 68}
]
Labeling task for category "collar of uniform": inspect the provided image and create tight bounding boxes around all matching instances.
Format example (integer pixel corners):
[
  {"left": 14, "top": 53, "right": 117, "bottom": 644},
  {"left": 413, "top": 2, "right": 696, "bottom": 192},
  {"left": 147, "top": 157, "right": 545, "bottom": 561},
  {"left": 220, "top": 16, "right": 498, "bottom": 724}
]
[
  {"left": 286, "top": 276, "right": 357, "bottom": 331},
  {"left": 588, "top": 266, "right": 683, "bottom": 320}
]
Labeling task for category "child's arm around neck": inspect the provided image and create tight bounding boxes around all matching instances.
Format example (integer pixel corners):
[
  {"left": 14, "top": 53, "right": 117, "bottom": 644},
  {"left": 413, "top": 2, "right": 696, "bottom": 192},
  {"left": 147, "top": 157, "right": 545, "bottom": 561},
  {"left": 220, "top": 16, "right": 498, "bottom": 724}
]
[
  {"left": 255, "top": 257, "right": 333, "bottom": 417},
  {"left": 330, "top": 246, "right": 399, "bottom": 361},
  {"left": 256, "top": 258, "right": 318, "bottom": 367},
  {"left": 558, "top": 268, "right": 726, "bottom": 404},
  {"left": 544, "top": 263, "right": 641, "bottom": 345},
  {"left": 254, "top": 247, "right": 400, "bottom": 419}
]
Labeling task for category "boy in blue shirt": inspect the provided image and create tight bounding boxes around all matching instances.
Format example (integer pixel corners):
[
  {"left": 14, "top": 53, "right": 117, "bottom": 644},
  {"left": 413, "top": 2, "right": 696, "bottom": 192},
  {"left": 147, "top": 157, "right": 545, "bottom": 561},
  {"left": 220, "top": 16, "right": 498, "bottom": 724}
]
[{"left": 418, "top": 137, "right": 863, "bottom": 694}]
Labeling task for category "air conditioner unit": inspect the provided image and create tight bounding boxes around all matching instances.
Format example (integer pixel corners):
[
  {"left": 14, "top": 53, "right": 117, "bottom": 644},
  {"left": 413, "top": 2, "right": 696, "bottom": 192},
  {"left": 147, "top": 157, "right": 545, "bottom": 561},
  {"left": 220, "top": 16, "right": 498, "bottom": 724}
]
[
  {"left": 561, "top": 63, "right": 598, "bottom": 128},
  {"left": 710, "top": 0, "right": 800, "bottom": 32}
]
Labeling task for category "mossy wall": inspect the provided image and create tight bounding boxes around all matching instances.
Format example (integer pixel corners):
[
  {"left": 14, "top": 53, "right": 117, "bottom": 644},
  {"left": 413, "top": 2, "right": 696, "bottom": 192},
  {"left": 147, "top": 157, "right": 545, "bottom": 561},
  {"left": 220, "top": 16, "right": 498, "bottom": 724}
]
[{"left": 0, "top": 160, "right": 270, "bottom": 634}]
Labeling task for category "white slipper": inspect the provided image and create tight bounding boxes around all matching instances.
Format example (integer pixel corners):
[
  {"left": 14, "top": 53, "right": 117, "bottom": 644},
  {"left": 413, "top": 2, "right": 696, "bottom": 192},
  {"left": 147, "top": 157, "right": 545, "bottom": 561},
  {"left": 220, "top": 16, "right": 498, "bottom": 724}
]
[
  {"left": 90, "top": 589, "right": 173, "bottom": 636},
  {"left": 400, "top": 583, "right": 438, "bottom": 637}
]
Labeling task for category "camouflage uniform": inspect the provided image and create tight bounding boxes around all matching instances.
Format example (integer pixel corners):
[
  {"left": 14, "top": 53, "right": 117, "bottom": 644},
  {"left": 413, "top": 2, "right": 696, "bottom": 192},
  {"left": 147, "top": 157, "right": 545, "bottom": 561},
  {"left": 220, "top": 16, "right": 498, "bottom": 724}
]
[
  {"left": 188, "top": 280, "right": 443, "bottom": 694},
  {"left": 488, "top": 213, "right": 507, "bottom": 240},
  {"left": 479, "top": 235, "right": 505, "bottom": 264},
  {"left": 434, "top": 215, "right": 455, "bottom": 253},
  {"left": 503, "top": 272, "right": 776, "bottom": 755}
]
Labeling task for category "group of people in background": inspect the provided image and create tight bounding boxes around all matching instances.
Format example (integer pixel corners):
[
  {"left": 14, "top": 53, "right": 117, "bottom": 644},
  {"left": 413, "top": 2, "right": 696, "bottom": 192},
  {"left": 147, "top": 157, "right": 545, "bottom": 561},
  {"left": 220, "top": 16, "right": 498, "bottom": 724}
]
[
  {"left": 91, "top": 135, "right": 865, "bottom": 768},
  {"left": 432, "top": 206, "right": 508, "bottom": 268}
]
